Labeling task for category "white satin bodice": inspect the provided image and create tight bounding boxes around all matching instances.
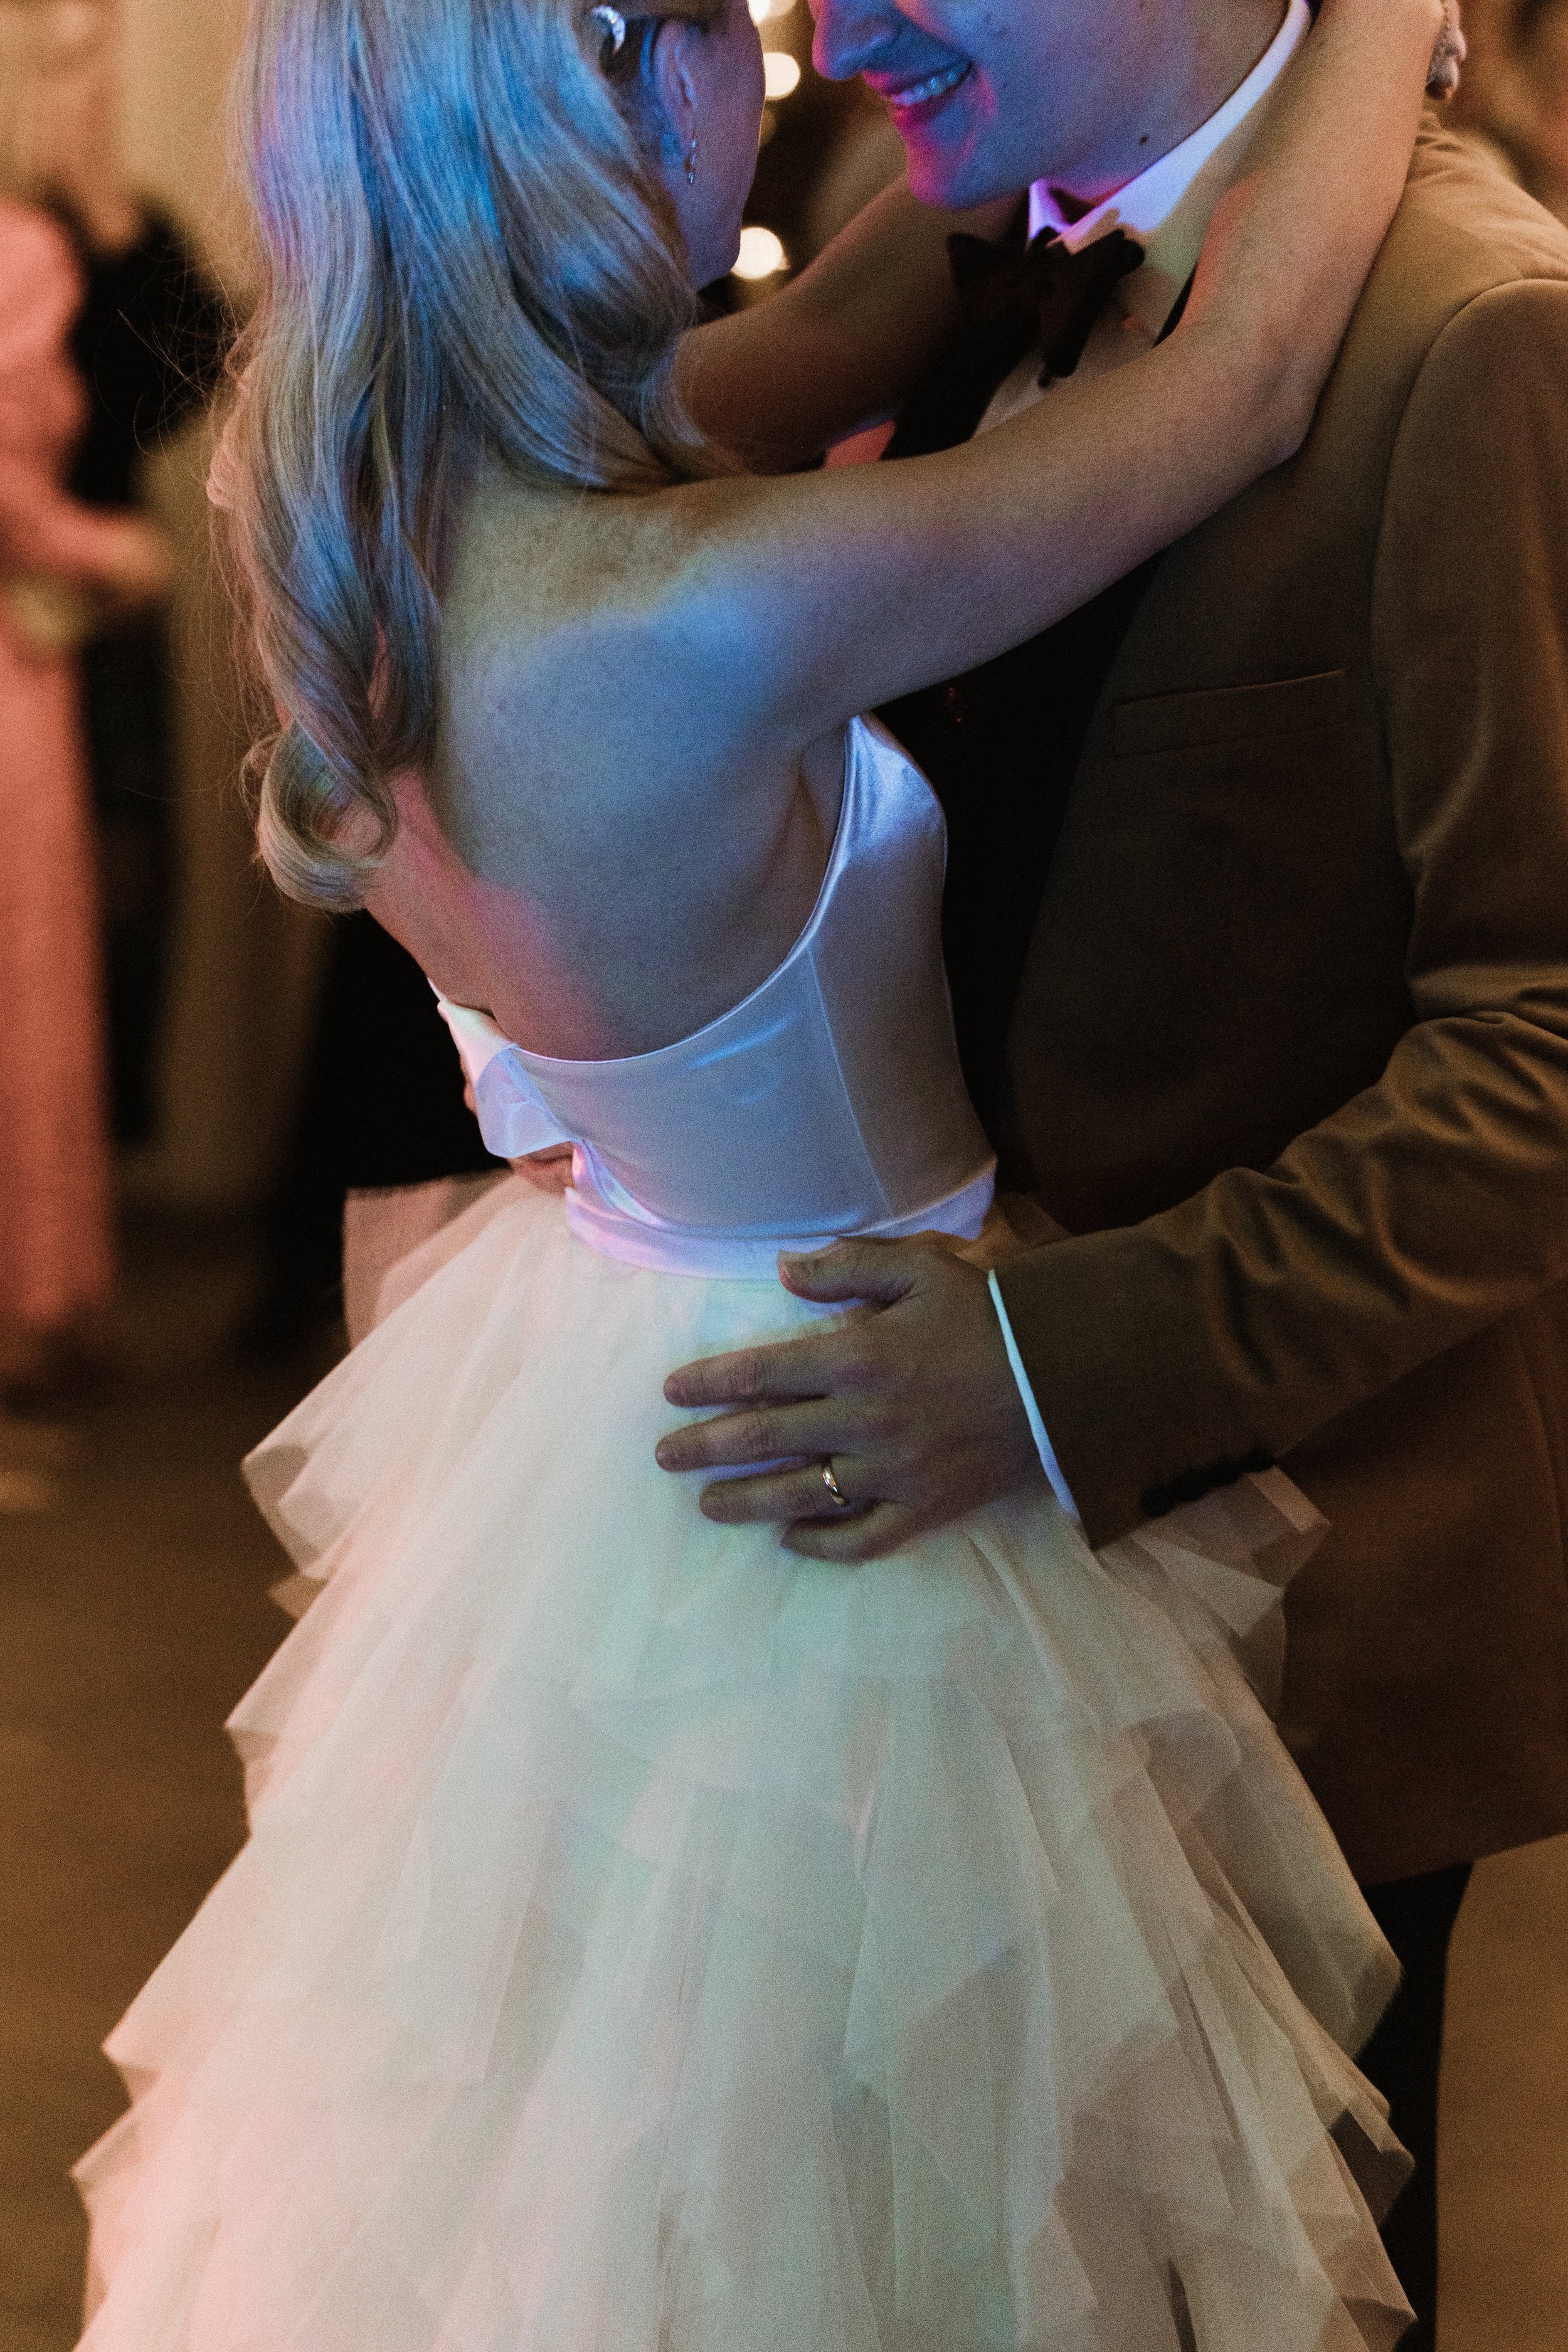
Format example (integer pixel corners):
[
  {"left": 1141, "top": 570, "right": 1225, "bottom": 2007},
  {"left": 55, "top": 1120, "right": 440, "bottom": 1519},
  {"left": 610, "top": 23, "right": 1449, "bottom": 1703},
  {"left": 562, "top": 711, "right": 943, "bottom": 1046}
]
[{"left": 437, "top": 717, "right": 995, "bottom": 1278}]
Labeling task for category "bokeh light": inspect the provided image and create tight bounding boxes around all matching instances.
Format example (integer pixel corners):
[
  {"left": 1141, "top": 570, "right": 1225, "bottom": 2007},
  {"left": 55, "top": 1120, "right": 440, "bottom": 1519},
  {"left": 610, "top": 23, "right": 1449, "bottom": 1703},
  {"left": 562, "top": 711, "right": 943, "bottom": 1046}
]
[
  {"left": 733, "top": 225, "right": 788, "bottom": 280},
  {"left": 763, "top": 51, "right": 802, "bottom": 100},
  {"left": 747, "top": 0, "right": 797, "bottom": 20}
]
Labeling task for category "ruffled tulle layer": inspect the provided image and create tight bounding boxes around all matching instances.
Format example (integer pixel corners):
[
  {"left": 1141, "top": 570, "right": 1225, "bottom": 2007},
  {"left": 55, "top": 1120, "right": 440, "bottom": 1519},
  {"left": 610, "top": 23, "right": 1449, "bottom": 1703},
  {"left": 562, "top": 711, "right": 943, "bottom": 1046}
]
[{"left": 75, "top": 1179, "right": 1412, "bottom": 2350}]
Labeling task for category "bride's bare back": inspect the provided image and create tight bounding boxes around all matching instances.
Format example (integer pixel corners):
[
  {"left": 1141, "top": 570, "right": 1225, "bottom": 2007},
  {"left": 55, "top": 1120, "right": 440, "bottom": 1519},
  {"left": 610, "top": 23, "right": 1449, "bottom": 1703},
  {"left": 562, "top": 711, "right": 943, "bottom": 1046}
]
[{"left": 368, "top": 467, "right": 847, "bottom": 1062}]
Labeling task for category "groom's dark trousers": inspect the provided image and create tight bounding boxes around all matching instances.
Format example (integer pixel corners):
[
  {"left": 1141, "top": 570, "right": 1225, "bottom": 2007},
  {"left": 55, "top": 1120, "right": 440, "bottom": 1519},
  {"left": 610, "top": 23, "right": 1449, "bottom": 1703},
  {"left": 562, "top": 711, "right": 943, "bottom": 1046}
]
[{"left": 880, "top": 122, "right": 1568, "bottom": 2344}]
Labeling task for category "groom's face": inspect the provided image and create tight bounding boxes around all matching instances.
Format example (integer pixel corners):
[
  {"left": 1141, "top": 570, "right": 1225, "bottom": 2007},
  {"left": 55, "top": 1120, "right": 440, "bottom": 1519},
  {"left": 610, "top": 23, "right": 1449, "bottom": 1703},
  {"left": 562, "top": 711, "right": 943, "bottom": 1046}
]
[{"left": 810, "top": 0, "right": 1279, "bottom": 209}]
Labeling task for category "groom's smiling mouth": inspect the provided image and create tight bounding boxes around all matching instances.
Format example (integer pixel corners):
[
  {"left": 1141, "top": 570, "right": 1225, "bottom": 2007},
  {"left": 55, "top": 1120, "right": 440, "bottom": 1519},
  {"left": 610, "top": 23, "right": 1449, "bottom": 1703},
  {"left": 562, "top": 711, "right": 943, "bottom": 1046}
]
[{"left": 877, "top": 60, "right": 974, "bottom": 118}]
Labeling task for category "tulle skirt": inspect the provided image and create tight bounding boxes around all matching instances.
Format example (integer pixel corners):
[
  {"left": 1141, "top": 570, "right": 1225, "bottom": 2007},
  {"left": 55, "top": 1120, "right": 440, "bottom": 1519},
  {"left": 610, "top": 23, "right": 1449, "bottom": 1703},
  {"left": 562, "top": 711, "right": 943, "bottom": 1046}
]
[{"left": 75, "top": 1178, "right": 1413, "bottom": 2350}]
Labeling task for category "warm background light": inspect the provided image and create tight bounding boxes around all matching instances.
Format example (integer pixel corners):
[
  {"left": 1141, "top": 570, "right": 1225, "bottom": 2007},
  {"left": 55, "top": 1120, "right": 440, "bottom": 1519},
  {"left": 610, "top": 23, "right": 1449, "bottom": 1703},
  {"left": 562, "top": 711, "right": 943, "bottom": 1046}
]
[
  {"left": 733, "top": 225, "right": 788, "bottom": 280},
  {"left": 747, "top": 0, "right": 797, "bottom": 20},
  {"left": 762, "top": 50, "right": 802, "bottom": 100}
]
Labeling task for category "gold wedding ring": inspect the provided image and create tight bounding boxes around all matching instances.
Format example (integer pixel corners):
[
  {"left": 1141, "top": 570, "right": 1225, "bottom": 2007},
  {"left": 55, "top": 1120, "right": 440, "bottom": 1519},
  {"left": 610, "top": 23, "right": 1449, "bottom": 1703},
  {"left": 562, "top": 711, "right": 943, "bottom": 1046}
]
[{"left": 819, "top": 1458, "right": 852, "bottom": 1510}]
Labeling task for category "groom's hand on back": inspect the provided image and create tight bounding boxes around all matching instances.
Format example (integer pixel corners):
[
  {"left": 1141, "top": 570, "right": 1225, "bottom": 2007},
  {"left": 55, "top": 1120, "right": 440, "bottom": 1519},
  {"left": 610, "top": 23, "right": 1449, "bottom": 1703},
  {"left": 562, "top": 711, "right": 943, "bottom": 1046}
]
[{"left": 655, "top": 1236, "right": 1042, "bottom": 1560}]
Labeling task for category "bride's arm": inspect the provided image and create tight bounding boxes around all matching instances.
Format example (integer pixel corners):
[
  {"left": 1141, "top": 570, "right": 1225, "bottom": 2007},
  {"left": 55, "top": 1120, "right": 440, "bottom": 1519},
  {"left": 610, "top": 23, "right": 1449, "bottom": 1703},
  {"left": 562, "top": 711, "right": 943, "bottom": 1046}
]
[
  {"left": 674, "top": 181, "right": 1017, "bottom": 472},
  {"left": 632, "top": 0, "right": 1440, "bottom": 757},
  {"left": 674, "top": 3, "right": 1460, "bottom": 476}
]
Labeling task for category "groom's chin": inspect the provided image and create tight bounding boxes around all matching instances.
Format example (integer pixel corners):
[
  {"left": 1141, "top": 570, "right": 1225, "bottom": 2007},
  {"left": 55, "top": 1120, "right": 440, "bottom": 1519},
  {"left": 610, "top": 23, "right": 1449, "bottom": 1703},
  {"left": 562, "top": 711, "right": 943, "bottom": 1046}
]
[
  {"left": 898, "top": 142, "right": 980, "bottom": 211},
  {"left": 904, "top": 154, "right": 1011, "bottom": 212},
  {"left": 894, "top": 124, "right": 1022, "bottom": 215}
]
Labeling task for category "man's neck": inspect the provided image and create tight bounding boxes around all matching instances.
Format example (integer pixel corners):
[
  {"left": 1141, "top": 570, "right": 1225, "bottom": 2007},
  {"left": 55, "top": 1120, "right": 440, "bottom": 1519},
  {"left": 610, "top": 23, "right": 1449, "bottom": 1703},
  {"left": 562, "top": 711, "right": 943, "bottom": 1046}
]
[{"left": 1049, "top": 0, "right": 1288, "bottom": 212}]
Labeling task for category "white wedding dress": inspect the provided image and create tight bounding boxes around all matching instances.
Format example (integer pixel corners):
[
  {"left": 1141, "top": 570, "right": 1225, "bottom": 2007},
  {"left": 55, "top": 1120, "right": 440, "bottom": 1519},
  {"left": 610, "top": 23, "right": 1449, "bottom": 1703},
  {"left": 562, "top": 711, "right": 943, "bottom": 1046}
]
[{"left": 75, "top": 719, "right": 1414, "bottom": 2351}]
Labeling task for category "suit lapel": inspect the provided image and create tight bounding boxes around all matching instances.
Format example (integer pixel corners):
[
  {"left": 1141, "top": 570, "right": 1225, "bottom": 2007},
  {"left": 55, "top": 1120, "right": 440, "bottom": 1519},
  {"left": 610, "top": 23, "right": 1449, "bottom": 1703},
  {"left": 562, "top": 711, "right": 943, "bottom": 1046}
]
[{"left": 876, "top": 260, "right": 1197, "bottom": 1144}]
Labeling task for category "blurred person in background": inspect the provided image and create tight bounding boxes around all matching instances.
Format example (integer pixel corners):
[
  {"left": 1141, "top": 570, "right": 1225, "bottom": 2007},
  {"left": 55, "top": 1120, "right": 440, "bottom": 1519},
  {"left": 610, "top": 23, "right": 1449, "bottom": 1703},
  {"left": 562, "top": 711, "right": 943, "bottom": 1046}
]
[
  {"left": 7, "top": 0, "right": 230, "bottom": 1146},
  {"left": 0, "top": 0, "right": 170, "bottom": 1409},
  {"left": 244, "top": 908, "right": 506, "bottom": 1355}
]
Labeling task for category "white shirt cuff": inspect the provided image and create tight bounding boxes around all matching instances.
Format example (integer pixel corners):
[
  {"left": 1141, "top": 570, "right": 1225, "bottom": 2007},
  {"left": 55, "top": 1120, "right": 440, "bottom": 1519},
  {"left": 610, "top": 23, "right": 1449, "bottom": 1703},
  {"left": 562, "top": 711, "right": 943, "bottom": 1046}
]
[{"left": 988, "top": 1268, "right": 1082, "bottom": 1525}]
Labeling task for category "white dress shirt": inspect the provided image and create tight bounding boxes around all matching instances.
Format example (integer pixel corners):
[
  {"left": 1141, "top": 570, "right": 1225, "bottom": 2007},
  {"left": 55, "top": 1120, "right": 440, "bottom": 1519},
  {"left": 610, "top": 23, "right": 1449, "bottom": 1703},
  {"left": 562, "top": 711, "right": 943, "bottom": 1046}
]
[{"left": 981, "top": 0, "right": 1310, "bottom": 1522}]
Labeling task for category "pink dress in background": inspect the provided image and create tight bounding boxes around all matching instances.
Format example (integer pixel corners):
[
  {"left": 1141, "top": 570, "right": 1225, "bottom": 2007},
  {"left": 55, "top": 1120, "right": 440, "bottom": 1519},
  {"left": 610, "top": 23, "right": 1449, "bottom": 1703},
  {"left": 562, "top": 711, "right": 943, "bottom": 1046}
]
[{"left": 0, "top": 198, "right": 118, "bottom": 1337}]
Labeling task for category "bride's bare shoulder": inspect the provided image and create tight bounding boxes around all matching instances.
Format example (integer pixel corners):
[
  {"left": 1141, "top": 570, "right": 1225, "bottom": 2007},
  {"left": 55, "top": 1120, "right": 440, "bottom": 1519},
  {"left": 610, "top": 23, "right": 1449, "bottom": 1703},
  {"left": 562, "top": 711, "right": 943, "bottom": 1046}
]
[
  {"left": 443, "top": 457, "right": 736, "bottom": 657},
  {"left": 432, "top": 458, "right": 787, "bottom": 884},
  {"left": 435, "top": 458, "right": 781, "bottom": 844}
]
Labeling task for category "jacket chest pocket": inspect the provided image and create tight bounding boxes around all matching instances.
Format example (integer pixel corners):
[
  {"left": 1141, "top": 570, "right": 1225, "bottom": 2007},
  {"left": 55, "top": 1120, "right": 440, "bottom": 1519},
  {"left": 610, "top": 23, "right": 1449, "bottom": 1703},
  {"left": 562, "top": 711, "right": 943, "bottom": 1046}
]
[
  {"left": 1111, "top": 669, "right": 1352, "bottom": 759},
  {"left": 1041, "top": 667, "right": 1407, "bottom": 1081},
  {"left": 1096, "top": 672, "right": 1375, "bottom": 912}
]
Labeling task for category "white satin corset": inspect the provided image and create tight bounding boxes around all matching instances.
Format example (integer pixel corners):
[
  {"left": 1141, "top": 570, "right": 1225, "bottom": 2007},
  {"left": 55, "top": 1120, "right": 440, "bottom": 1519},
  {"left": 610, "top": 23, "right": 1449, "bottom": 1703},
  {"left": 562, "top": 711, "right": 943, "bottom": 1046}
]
[{"left": 436, "top": 716, "right": 995, "bottom": 1278}]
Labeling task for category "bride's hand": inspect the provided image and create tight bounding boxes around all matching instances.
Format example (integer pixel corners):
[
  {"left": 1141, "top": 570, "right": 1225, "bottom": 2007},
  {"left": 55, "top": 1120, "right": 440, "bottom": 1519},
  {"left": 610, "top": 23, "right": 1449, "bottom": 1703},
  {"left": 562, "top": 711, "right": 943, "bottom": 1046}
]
[
  {"left": 1428, "top": 1, "right": 1467, "bottom": 100},
  {"left": 459, "top": 1069, "right": 573, "bottom": 1191},
  {"left": 511, "top": 1145, "right": 575, "bottom": 1195}
]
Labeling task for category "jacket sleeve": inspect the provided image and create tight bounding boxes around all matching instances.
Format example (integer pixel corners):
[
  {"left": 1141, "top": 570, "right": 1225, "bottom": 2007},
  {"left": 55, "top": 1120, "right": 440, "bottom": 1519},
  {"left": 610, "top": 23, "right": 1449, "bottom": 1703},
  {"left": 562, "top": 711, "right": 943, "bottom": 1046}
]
[{"left": 993, "top": 276, "right": 1568, "bottom": 1547}]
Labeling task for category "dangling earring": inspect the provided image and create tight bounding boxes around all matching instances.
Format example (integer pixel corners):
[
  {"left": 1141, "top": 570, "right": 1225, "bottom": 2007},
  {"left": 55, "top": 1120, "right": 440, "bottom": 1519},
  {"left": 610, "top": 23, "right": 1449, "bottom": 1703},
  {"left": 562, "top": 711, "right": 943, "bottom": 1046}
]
[{"left": 684, "top": 132, "right": 698, "bottom": 186}]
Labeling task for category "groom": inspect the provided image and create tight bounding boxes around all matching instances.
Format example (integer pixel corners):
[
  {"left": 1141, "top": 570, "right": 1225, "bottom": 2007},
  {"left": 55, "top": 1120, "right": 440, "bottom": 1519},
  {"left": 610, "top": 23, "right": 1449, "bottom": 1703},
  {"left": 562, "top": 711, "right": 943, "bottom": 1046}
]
[{"left": 657, "top": 0, "right": 1568, "bottom": 2337}]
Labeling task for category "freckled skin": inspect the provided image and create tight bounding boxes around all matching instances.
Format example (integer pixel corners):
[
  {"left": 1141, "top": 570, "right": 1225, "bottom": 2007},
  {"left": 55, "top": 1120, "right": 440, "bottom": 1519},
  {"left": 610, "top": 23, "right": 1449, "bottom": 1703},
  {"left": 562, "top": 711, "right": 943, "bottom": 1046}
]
[{"left": 808, "top": 0, "right": 1285, "bottom": 209}]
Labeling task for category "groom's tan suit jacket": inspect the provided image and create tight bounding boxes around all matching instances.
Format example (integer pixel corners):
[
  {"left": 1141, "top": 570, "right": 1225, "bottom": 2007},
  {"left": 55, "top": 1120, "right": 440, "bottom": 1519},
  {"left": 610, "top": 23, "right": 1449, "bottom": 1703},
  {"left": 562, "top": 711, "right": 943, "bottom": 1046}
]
[{"left": 988, "top": 125, "right": 1568, "bottom": 1884}]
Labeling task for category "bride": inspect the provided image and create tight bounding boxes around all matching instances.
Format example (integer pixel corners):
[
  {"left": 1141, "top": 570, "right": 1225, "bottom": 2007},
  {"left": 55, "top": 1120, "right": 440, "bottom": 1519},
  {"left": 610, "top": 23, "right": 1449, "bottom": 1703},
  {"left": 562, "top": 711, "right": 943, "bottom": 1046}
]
[{"left": 77, "top": 0, "right": 1449, "bottom": 2344}]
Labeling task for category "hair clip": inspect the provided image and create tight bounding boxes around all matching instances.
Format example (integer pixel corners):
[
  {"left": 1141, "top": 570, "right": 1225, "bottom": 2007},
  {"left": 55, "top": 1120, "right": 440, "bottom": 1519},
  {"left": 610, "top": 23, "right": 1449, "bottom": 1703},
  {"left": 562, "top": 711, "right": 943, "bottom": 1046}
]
[{"left": 590, "top": 4, "right": 628, "bottom": 61}]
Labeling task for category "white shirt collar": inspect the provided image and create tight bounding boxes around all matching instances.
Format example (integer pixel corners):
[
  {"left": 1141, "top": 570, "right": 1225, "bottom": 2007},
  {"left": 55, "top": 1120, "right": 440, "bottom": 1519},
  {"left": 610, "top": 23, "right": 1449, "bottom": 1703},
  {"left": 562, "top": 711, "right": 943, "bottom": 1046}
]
[{"left": 1028, "top": 0, "right": 1310, "bottom": 339}]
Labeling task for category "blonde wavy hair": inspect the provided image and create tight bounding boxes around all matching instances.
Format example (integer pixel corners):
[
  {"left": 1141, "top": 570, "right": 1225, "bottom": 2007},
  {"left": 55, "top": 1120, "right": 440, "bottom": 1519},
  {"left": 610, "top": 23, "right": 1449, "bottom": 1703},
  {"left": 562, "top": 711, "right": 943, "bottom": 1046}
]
[{"left": 215, "top": 0, "right": 728, "bottom": 907}]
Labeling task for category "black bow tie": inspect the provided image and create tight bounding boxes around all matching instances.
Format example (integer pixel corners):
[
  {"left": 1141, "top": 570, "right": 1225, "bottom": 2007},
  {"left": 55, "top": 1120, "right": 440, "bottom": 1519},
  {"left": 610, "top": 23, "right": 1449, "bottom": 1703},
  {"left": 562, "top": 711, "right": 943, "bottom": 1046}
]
[
  {"left": 946, "top": 224, "right": 1145, "bottom": 386},
  {"left": 882, "top": 213, "right": 1148, "bottom": 462}
]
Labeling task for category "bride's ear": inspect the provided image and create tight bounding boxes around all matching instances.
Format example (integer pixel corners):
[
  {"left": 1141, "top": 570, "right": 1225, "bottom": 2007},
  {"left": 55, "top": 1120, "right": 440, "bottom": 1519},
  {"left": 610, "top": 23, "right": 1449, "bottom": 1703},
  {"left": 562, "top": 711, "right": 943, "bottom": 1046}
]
[{"left": 646, "top": 18, "right": 704, "bottom": 165}]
